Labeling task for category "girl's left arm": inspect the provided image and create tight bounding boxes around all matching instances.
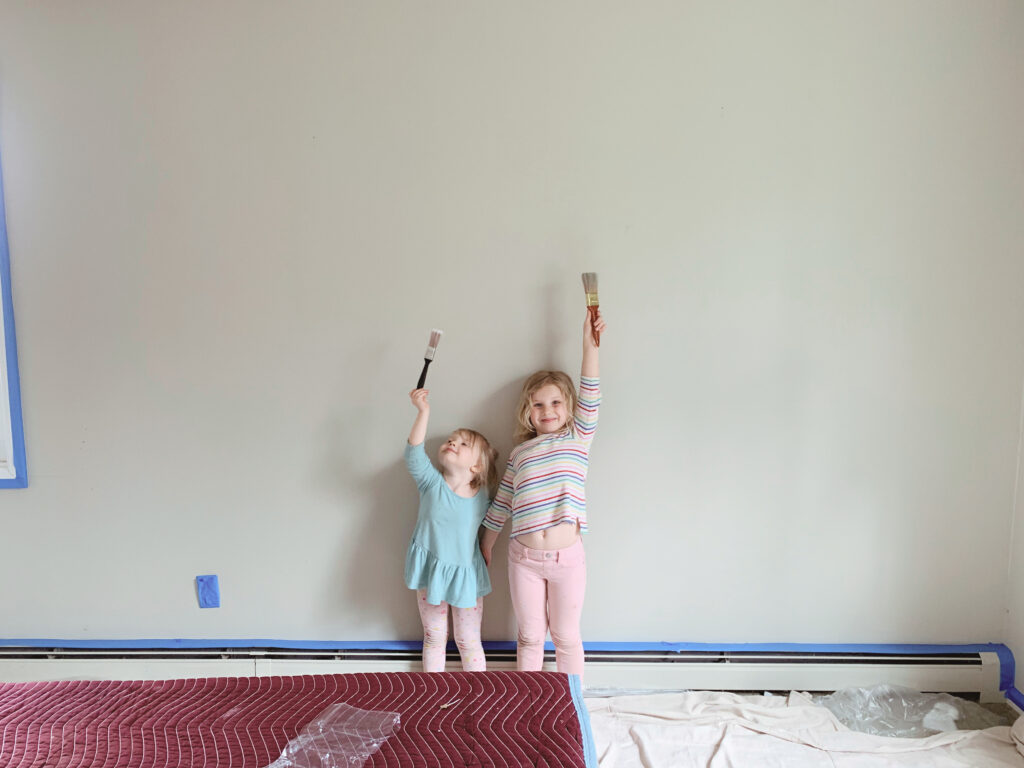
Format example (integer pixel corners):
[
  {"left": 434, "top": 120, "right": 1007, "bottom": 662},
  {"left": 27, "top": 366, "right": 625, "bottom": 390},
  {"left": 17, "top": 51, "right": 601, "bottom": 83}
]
[
  {"left": 576, "top": 309, "right": 604, "bottom": 440},
  {"left": 480, "top": 460, "right": 515, "bottom": 565},
  {"left": 581, "top": 308, "right": 605, "bottom": 378},
  {"left": 408, "top": 389, "right": 430, "bottom": 445},
  {"left": 479, "top": 527, "right": 500, "bottom": 567}
]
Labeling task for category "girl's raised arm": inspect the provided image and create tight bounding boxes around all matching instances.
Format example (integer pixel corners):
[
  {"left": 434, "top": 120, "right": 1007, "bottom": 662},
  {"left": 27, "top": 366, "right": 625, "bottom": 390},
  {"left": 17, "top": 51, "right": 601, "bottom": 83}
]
[
  {"left": 582, "top": 308, "right": 605, "bottom": 378},
  {"left": 408, "top": 389, "right": 430, "bottom": 446}
]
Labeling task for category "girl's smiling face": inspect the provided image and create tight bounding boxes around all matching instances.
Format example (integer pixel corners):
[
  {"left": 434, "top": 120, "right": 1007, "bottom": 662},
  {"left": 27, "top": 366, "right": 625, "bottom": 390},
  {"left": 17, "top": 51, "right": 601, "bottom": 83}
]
[{"left": 529, "top": 383, "right": 569, "bottom": 435}]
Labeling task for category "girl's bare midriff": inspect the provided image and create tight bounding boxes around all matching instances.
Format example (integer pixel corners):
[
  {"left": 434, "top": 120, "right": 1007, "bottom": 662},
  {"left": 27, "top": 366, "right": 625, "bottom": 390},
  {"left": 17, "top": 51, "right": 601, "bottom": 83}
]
[{"left": 514, "top": 520, "right": 580, "bottom": 551}]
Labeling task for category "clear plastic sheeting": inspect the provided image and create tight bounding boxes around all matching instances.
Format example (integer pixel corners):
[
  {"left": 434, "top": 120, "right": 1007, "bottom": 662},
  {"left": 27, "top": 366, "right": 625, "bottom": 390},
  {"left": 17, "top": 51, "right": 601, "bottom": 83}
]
[
  {"left": 584, "top": 687, "right": 693, "bottom": 698},
  {"left": 813, "top": 684, "right": 1008, "bottom": 738},
  {"left": 264, "top": 702, "right": 401, "bottom": 768}
]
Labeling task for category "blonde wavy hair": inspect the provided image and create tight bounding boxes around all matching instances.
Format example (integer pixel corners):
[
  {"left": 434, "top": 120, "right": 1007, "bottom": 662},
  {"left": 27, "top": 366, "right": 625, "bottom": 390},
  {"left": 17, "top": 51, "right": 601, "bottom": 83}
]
[
  {"left": 452, "top": 428, "right": 499, "bottom": 497},
  {"left": 514, "top": 370, "right": 578, "bottom": 444}
]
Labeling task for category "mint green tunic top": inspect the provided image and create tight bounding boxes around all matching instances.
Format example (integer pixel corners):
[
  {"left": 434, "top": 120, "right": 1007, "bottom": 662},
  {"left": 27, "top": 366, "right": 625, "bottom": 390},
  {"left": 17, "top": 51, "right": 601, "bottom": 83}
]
[{"left": 404, "top": 443, "right": 492, "bottom": 608}]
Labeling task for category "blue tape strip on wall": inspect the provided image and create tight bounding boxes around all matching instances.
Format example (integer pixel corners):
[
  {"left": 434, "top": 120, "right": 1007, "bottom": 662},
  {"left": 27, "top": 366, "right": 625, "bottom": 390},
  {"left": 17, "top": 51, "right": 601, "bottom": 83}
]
[
  {"left": 0, "top": 151, "right": 28, "bottom": 489},
  {"left": 1006, "top": 687, "right": 1024, "bottom": 710},
  {"left": 195, "top": 575, "right": 220, "bottom": 608}
]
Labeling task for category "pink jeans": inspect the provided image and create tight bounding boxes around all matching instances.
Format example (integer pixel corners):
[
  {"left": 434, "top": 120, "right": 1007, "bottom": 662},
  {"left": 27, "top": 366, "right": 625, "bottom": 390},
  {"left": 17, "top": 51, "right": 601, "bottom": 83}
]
[
  {"left": 508, "top": 537, "right": 586, "bottom": 676},
  {"left": 416, "top": 592, "right": 485, "bottom": 673}
]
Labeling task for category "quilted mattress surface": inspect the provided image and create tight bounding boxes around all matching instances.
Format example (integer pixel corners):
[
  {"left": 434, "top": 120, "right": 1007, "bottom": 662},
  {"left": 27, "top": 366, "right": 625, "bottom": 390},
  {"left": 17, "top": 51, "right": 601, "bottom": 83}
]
[{"left": 0, "top": 671, "right": 596, "bottom": 767}]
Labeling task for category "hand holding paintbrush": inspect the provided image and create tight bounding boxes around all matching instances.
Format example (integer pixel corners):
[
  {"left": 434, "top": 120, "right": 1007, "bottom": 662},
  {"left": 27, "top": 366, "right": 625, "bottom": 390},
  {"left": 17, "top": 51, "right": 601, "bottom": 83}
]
[{"left": 581, "top": 272, "right": 601, "bottom": 346}]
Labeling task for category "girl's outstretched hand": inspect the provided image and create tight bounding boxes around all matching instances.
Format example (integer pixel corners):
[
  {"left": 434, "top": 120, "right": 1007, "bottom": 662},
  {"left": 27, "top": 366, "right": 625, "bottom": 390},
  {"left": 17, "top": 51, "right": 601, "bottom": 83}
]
[
  {"left": 409, "top": 388, "right": 430, "bottom": 412},
  {"left": 584, "top": 308, "right": 606, "bottom": 349}
]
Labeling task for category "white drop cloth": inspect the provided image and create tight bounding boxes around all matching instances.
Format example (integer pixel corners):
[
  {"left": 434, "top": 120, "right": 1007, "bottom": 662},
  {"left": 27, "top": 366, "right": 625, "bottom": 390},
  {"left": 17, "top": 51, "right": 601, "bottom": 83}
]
[{"left": 586, "top": 691, "right": 1024, "bottom": 767}]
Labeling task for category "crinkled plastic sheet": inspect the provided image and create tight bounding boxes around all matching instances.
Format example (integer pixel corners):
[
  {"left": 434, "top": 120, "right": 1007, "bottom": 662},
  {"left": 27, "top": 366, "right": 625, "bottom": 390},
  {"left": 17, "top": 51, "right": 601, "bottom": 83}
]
[
  {"left": 264, "top": 702, "right": 401, "bottom": 768},
  {"left": 813, "top": 684, "right": 1008, "bottom": 737},
  {"left": 584, "top": 687, "right": 692, "bottom": 697}
]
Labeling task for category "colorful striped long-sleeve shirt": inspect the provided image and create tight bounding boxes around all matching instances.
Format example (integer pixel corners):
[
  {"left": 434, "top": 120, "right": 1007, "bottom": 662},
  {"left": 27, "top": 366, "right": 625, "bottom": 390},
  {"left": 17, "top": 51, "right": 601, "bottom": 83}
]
[{"left": 482, "top": 376, "right": 600, "bottom": 537}]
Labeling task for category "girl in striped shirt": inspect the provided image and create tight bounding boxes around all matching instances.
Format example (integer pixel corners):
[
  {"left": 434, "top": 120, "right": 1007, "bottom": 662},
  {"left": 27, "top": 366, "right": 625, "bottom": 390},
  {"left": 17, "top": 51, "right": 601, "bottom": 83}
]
[{"left": 480, "top": 309, "right": 606, "bottom": 676}]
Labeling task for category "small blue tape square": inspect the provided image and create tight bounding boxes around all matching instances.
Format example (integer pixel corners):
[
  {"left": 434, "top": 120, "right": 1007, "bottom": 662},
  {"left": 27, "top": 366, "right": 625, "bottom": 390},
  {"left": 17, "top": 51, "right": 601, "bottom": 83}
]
[{"left": 196, "top": 575, "right": 220, "bottom": 608}]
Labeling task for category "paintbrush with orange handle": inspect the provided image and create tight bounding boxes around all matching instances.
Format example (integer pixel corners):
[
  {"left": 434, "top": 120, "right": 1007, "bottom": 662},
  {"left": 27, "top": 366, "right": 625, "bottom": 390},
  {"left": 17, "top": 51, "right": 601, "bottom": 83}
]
[{"left": 581, "top": 272, "right": 600, "bottom": 346}]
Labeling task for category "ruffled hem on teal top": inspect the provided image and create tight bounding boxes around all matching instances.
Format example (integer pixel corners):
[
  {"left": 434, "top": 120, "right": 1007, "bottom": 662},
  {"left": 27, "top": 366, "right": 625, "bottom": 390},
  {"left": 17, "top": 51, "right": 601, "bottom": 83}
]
[{"left": 405, "top": 540, "right": 491, "bottom": 609}]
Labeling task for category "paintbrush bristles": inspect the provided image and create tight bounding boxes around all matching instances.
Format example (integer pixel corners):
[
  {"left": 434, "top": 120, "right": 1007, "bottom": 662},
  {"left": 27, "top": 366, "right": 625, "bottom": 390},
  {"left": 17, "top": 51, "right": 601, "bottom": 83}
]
[
  {"left": 582, "top": 272, "right": 599, "bottom": 307},
  {"left": 424, "top": 328, "right": 443, "bottom": 360}
]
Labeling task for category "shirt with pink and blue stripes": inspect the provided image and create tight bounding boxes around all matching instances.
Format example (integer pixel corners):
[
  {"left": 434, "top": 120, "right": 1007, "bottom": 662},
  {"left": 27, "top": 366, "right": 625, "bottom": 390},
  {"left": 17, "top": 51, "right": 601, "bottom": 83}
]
[{"left": 483, "top": 376, "right": 600, "bottom": 537}]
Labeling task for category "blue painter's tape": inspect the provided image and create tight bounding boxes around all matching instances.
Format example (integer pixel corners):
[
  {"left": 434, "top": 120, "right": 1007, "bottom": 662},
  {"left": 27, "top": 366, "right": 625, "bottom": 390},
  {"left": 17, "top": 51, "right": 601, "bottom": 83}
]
[
  {"left": 195, "top": 576, "right": 220, "bottom": 609},
  {"left": 0, "top": 151, "right": 28, "bottom": 489},
  {"left": 0, "top": 639, "right": 428, "bottom": 651},
  {"left": 1006, "top": 686, "right": 1024, "bottom": 711},
  {"left": 568, "top": 674, "right": 598, "bottom": 768},
  {"left": 483, "top": 641, "right": 517, "bottom": 652},
  {"left": 993, "top": 644, "right": 1016, "bottom": 691}
]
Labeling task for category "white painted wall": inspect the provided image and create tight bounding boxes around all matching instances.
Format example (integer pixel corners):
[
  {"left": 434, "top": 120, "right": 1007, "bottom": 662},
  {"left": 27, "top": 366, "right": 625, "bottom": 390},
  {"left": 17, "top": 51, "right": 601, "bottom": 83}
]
[{"left": 1, "top": 2, "right": 1022, "bottom": 652}]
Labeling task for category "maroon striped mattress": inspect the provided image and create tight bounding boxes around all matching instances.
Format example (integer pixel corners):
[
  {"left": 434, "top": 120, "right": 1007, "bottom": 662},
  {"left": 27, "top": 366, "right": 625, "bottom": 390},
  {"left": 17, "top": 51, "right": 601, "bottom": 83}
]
[{"left": 0, "top": 671, "right": 596, "bottom": 767}]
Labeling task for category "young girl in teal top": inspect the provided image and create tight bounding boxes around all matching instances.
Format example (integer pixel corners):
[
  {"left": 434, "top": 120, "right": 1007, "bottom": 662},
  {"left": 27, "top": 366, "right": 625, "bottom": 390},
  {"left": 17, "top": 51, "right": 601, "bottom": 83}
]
[{"left": 405, "top": 387, "right": 498, "bottom": 672}]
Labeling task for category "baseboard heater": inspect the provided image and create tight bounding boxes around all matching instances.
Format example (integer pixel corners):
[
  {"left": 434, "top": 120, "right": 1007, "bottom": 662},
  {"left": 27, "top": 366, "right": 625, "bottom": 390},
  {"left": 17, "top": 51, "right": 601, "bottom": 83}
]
[{"left": 0, "top": 644, "right": 1006, "bottom": 702}]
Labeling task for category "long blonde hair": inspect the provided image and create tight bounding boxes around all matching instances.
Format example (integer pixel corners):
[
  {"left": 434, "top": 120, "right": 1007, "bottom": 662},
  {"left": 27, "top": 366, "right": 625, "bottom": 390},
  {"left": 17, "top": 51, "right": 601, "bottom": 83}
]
[
  {"left": 514, "top": 370, "right": 578, "bottom": 444},
  {"left": 453, "top": 428, "right": 499, "bottom": 497}
]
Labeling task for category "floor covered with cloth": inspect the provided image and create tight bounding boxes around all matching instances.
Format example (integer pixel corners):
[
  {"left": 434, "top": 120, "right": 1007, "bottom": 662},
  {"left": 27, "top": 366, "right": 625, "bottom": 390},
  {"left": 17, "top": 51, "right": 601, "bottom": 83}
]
[{"left": 585, "top": 690, "right": 1024, "bottom": 767}]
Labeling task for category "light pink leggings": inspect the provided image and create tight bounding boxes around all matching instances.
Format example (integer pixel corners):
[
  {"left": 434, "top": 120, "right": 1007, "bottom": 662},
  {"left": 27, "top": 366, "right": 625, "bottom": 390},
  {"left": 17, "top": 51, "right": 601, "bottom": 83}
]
[
  {"left": 508, "top": 537, "right": 586, "bottom": 676},
  {"left": 416, "top": 591, "right": 485, "bottom": 672}
]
